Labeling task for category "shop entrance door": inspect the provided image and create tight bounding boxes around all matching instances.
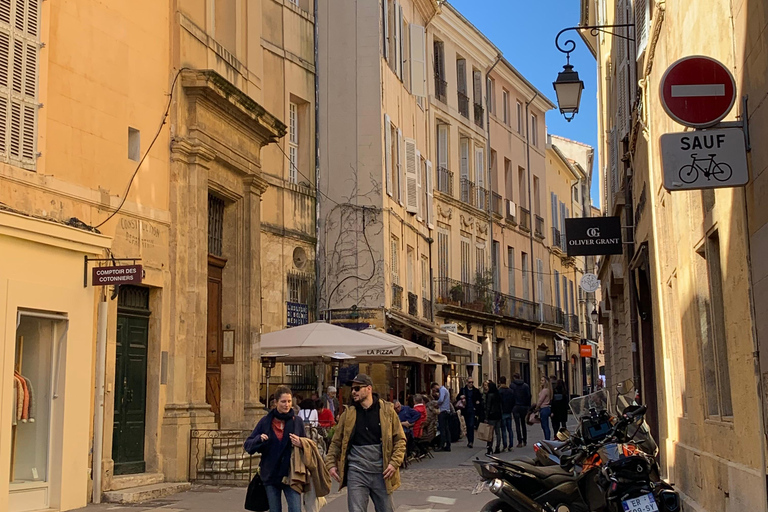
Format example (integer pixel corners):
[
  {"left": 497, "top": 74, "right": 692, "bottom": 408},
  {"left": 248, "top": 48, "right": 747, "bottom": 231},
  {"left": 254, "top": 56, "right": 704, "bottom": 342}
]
[
  {"left": 206, "top": 256, "right": 226, "bottom": 424},
  {"left": 113, "top": 286, "right": 150, "bottom": 475}
]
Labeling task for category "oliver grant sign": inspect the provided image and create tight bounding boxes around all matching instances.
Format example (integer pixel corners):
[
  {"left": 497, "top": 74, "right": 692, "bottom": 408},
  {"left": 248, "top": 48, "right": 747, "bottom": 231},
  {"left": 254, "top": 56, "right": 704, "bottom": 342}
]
[
  {"left": 564, "top": 217, "right": 623, "bottom": 256},
  {"left": 92, "top": 265, "right": 143, "bottom": 286}
]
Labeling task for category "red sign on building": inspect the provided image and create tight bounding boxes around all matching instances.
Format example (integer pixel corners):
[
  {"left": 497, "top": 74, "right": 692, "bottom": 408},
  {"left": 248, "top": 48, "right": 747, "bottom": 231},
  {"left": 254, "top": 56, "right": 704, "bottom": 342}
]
[
  {"left": 580, "top": 344, "right": 594, "bottom": 358},
  {"left": 660, "top": 56, "right": 737, "bottom": 128}
]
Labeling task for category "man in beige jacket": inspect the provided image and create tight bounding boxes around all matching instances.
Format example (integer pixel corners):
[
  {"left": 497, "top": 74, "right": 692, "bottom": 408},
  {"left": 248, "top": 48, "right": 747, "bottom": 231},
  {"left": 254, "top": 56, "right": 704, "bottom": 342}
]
[{"left": 325, "top": 374, "right": 406, "bottom": 512}]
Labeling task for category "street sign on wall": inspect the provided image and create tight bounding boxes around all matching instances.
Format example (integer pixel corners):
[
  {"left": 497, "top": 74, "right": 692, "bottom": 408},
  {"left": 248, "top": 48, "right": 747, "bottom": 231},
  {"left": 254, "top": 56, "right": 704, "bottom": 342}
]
[
  {"left": 564, "top": 217, "right": 623, "bottom": 256},
  {"left": 660, "top": 128, "right": 749, "bottom": 190},
  {"left": 92, "top": 265, "right": 143, "bottom": 286},
  {"left": 660, "top": 56, "right": 737, "bottom": 128}
]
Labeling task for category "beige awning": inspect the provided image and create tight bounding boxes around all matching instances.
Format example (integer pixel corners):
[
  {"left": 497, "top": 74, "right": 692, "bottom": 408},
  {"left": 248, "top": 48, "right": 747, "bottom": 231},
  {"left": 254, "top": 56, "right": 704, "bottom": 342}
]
[{"left": 445, "top": 331, "right": 483, "bottom": 355}]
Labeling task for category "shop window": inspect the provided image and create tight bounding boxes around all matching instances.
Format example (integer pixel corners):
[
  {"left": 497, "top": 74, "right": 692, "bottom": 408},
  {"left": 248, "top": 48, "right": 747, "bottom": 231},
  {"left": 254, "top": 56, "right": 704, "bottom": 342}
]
[
  {"left": 10, "top": 312, "right": 66, "bottom": 511},
  {"left": 208, "top": 193, "right": 224, "bottom": 257}
]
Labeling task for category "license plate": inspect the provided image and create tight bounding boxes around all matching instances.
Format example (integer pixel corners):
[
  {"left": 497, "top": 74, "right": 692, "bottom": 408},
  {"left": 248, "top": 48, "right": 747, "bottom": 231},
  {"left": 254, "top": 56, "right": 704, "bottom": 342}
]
[
  {"left": 622, "top": 493, "right": 659, "bottom": 512},
  {"left": 472, "top": 481, "right": 488, "bottom": 495}
]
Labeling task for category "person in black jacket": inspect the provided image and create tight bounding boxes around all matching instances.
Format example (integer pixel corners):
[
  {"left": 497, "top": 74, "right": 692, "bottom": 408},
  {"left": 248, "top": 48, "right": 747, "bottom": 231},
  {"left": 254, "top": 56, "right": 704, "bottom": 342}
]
[
  {"left": 244, "top": 386, "right": 307, "bottom": 512},
  {"left": 484, "top": 381, "right": 503, "bottom": 455},
  {"left": 498, "top": 376, "right": 515, "bottom": 451},
  {"left": 510, "top": 374, "right": 532, "bottom": 447},
  {"left": 456, "top": 377, "right": 483, "bottom": 448},
  {"left": 550, "top": 379, "right": 569, "bottom": 433}
]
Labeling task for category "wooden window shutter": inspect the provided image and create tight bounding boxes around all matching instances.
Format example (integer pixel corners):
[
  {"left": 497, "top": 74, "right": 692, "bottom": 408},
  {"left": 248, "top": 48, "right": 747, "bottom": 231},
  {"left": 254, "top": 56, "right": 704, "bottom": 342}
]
[
  {"left": 405, "top": 138, "right": 418, "bottom": 213},
  {"left": 382, "top": 0, "right": 389, "bottom": 60},
  {"left": 397, "top": 127, "right": 403, "bottom": 203},
  {"left": 409, "top": 24, "right": 426, "bottom": 97},
  {"left": 475, "top": 146, "right": 484, "bottom": 188},
  {"left": 415, "top": 148, "right": 422, "bottom": 217},
  {"left": 635, "top": 0, "right": 650, "bottom": 56},
  {"left": 384, "top": 114, "right": 393, "bottom": 195},
  {"left": 426, "top": 159, "right": 434, "bottom": 226},
  {"left": 437, "top": 124, "right": 448, "bottom": 169}
]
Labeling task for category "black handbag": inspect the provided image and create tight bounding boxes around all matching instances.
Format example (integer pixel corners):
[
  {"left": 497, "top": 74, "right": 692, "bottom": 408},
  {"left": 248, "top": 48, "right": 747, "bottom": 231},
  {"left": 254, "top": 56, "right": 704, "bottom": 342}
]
[{"left": 244, "top": 471, "right": 269, "bottom": 512}]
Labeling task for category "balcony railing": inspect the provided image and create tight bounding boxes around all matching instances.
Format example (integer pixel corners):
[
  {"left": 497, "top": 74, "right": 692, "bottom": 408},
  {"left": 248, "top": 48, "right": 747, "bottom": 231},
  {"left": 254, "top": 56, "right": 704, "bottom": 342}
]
[
  {"left": 534, "top": 215, "right": 544, "bottom": 239},
  {"left": 434, "top": 277, "right": 539, "bottom": 323},
  {"left": 437, "top": 166, "right": 454, "bottom": 196},
  {"left": 519, "top": 207, "right": 531, "bottom": 232},
  {"left": 474, "top": 102, "right": 484, "bottom": 128},
  {"left": 539, "top": 303, "right": 565, "bottom": 328},
  {"left": 552, "top": 227, "right": 562, "bottom": 251},
  {"left": 458, "top": 91, "right": 470, "bottom": 118},
  {"left": 408, "top": 292, "right": 418, "bottom": 317},
  {"left": 422, "top": 297, "right": 433, "bottom": 321},
  {"left": 392, "top": 283, "right": 403, "bottom": 310},
  {"left": 435, "top": 74, "right": 448, "bottom": 103},
  {"left": 460, "top": 177, "right": 476, "bottom": 207},
  {"left": 505, "top": 199, "right": 517, "bottom": 225},
  {"left": 491, "top": 192, "right": 503, "bottom": 217},
  {"left": 476, "top": 186, "right": 488, "bottom": 211},
  {"left": 568, "top": 314, "right": 579, "bottom": 334}
]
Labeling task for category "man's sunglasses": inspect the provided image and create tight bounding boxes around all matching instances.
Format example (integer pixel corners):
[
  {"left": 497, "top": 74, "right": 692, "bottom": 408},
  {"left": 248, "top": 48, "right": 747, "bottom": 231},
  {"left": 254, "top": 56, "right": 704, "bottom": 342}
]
[{"left": 352, "top": 385, "right": 365, "bottom": 392}]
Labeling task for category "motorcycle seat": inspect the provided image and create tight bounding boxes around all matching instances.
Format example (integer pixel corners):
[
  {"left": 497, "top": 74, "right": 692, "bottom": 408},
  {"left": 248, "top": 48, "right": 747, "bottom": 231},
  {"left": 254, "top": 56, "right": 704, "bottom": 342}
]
[
  {"left": 508, "top": 461, "right": 573, "bottom": 486},
  {"left": 541, "top": 440, "right": 567, "bottom": 451}
]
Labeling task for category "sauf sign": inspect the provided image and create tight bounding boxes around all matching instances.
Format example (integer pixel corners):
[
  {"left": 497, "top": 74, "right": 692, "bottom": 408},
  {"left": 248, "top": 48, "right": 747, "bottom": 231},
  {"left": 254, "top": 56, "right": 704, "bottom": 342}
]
[{"left": 564, "top": 217, "right": 623, "bottom": 256}]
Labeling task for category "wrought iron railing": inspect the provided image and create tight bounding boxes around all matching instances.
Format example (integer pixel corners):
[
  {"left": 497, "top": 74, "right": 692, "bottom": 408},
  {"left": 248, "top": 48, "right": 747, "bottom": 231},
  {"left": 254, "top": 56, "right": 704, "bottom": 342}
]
[
  {"left": 476, "top": 185, "right": 488, "bottom": 211},
  {"left": 552, "top": 227, "right": 562, "bottom": 251},
  {"left": 434, "top": 277, "right": 538, "bottom": 322},
  {"left": 435, "top": 74, "right": 448, "bottom": 103},
  {"left": 460, "top": 177, "right": 476, "bottom": 207},
  {"left": 189, "top": 430, "right": 255, "bottom": 485},
  {"left": 535, "top": 215, "right": 544, "bottom": 239},
  {"left": 422, "top": 297, "right": 433, "bottom": 321},
  {"left": 519, "top": 207, "right": 531, "bottom": 232},
  {"left": 437, "top": 166, "right": 453, "bottom": 196},
  {"left": 568, "top": 314, "right": 580, "bottom": 334},
  {"left": 539, "top": 303, "right": 565, "bottom": 327},
  {"left": 408, "top": 292, "right": 418, "bottom": 317},
  {"left": 458, "top": 91, "right": 470, "bottom": 118},
  {"left": 491, "top": 192, "right": 503, "bottom": 217},
  {"left": 474, "top": 102, "right": 484, "bottom": 128},
  {"left": 392, "top": 284, "right": 403, "bottom": 310}
]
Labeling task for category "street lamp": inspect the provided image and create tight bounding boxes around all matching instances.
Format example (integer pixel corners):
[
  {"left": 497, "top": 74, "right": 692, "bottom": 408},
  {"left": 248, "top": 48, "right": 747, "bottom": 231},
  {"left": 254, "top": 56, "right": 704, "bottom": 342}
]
[
  {"left": 392, "top": 363, "right": 401, "bottom": 403},
  {"left": 553, "top": 63, "right": 584, "bottom": 122},
  {"left": 327, "top": 352, "right": 354, "bottom": 389},
  {"left": 261, "top": 352, "right": 288, "bottom": 410},
  {"left": 591, "top": 308, "right": 599, "bottom": 323},
  {"left": 552, "top": 24, "right": 635, "bottom": 121}
]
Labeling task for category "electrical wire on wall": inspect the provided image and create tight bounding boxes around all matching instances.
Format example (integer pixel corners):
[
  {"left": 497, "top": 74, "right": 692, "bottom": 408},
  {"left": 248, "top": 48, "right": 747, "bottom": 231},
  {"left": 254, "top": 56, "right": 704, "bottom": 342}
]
[{"left": 92, "top": 67, "right": 190, "bottom": 230}]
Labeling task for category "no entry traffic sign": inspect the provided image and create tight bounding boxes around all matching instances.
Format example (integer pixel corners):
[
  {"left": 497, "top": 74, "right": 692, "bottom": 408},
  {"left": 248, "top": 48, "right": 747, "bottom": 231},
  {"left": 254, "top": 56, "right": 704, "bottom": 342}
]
[{"left": 660, "top": 56, "right": 736, "bottom": 128}]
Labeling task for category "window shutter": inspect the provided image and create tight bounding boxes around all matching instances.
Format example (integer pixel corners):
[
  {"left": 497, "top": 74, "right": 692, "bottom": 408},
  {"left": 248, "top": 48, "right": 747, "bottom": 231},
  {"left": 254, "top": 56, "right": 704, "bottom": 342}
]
[
  {"left": 415, "top": 149, "right": 422, "bottom": 217},
  {"left": 409, "top": 24, "right": 426, "bottom": 97},
  {"left": 405, "top": 138, "right": 418, "bottom": 213},
  {"left": 397, "top": 127, "right": 404, "bottom": 203},
  {"left": 394, "top": 1, "right": 401, "bottom": 79},
  {"left": 475, "top": 147, "right": 484, "bottom": 188},
  {"left": 617, "top": 60, "right": 628, "bottom": 137},
  {"left": 426, "top": 159, "right": 434, "bottom": 226},
  {"left": 635, "top": 0, "right": 649, "bottom": 56},
  {"left": 457, "top": 58, "right": 466, "bottom": 93},
  {"left": 473, "top": 69, "right": 482, "bottom": 105},
  {"left": 610, "top": 127, "right": 618, "bottom": 196},
  {"left": 385, "top": 114, "right": 392, "bottom": 195},
  {"left": 460, "top": 138, "right": 469, "bottom": 178},
  {"left": 382, "top": 0, "right": 389, "bottom": 60},
  {"left": 437, "top": 124, "right": 448, "bottom": 169}
]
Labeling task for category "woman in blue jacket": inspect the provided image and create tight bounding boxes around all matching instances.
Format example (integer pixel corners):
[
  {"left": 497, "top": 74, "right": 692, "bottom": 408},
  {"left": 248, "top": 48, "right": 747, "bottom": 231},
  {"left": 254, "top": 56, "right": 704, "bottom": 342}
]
[{"left": 244, "top": 386, "right": 306, "bottom": 512}]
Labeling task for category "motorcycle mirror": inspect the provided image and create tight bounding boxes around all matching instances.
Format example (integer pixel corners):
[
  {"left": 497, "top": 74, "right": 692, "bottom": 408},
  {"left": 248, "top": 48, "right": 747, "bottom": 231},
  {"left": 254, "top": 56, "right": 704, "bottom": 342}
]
[{"left": 617, "top": 379, "right": 634, "bottom": 394}]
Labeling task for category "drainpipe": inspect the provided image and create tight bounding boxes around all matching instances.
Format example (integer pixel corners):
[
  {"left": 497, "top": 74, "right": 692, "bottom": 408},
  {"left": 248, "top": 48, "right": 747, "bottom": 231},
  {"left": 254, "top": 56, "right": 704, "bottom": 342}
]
[
  {"left": 484, "top": 54, "right": 501, "bottom": 381},
  {"left": 92, "top": 295, "right": 108, "bottom": 503},
  {"left": 525, "top": 91, "right": 539, "bottom": 356},
  {"left": 314, "top": 0, "right": 321, "bottom": 321}
]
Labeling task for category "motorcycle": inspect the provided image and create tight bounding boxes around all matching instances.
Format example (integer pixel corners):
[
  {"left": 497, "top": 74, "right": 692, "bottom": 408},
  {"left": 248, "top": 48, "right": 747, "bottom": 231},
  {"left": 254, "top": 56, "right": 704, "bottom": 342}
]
[{"left": 473, "top": 384, "right": 681, "bottom": 512}]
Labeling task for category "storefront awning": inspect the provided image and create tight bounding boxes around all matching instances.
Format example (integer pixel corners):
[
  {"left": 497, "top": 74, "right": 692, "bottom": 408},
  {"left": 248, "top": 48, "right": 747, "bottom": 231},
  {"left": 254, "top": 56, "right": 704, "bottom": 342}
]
[
  {"left": 445, "top": 331, "right": 483, "bottom": 355},
  {"left": 387, "top": 310, "right": 448, "bottom": 340}
]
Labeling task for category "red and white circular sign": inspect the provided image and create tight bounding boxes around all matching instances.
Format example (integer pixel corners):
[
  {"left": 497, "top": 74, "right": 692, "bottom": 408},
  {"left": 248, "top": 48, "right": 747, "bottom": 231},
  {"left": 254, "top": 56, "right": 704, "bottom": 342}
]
[{"left": 660, "top": 56, "right": 736, "bottom": 128}]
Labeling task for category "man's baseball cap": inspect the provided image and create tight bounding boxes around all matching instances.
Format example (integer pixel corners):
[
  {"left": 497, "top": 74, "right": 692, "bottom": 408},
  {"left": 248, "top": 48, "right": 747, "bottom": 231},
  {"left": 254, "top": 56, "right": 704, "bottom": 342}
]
[{"left": 351, "top": 374, "right": 373, "bottom": 387}]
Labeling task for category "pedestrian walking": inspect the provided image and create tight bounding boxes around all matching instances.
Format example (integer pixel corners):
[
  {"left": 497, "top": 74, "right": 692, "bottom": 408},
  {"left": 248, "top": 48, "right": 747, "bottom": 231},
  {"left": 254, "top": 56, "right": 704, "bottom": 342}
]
[
  {"left": 510, "top": 373, "right": 531, "bottom": 447},
  {"left": 483, "top": 381, "right": 503, "bottom": 455},
  {"left": 244, "top": 386, "right": 307, "bottom": 512},
  {"left": 431, "top": 382, "right": 452, "bottom": 452},
  {"left": 536, "top": 376, "right": 553, "bottom": 440},
  {"left": 299, "top": 398, "right": 319, "bottom": 426},
  {"left": 322, "top": 386, "right": 340, "bottom": 421},
  {"left": 498, "top": 376, "right": 515, "bottom": 451},
  {"left": 550, "top": 379, "right": 569, "bottom": 434},
  {"left": 456, "top": 377, "right": 483, "bottom": 448},
  {"left": 325, "top": 374, "right": 406, "bottom": 512}
]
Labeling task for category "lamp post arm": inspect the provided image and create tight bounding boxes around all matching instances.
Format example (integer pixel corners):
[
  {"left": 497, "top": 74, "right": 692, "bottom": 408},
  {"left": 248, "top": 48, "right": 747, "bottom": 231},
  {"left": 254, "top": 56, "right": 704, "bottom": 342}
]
[{"left": 555, "top": 24, "right": 636, "bottom": 61}]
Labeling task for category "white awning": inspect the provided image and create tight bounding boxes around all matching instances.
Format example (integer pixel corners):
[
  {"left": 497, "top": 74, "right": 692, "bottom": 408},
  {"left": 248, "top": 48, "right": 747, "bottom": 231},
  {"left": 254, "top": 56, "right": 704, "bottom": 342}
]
[{"left": 445, "top": 331, "right": 483, "bottom": 355}]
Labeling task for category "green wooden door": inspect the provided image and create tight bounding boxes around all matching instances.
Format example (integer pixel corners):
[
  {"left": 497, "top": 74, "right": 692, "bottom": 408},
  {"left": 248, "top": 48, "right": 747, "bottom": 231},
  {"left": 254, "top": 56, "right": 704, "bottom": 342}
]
[{"left": 113, "top": 298, "right": 150, "bottom": 475}]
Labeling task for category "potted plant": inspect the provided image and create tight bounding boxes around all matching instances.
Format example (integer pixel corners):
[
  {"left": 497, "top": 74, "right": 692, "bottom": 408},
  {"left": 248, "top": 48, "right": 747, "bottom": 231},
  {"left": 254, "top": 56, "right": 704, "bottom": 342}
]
[{"left": 449, "top": 283, "right": 464, "bottom": 303}]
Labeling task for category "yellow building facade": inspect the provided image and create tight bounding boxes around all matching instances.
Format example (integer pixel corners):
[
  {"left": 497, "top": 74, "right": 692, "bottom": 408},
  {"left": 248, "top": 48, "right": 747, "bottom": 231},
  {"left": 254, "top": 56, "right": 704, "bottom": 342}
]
[{"left": 584, "top": 0, "right": 768, "bottom": 509}]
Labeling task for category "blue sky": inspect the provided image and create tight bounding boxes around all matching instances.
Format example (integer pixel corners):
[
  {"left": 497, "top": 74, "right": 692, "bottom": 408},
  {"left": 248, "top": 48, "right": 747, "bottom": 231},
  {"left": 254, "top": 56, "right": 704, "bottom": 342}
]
[{"left": 449, "top": 0, "right": 600, "bottom": 206}]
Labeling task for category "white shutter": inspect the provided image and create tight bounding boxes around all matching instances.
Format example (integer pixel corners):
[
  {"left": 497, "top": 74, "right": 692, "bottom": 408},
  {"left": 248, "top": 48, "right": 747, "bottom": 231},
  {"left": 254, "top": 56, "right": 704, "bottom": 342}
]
[
  {"left": 409, "top": 24, "right": 426, "bottom": 97},
  {"left": 617, "top": 59, "right": 628, "bottom": 137},
  {"left": 426, "top": 159, "right": 434, "bottom": 226},
  {"left": 382, "top": 0, "right": 389, "bottom": 60},
  {"left": 405, "top": 138, "right": 418, "bottom": 213},
  {"left": 475, "top": 147, "right": 484, "bottom": 187},
  {"left": 385, "top": 114, "right": 392, "bottom": 195},
  {"left": 397, "top": 128, "right": 404, "bottom": 203},
  {"left": 415, "top": 149, "right": 422, "bottom": 218},
  {"left": 437, "top": 125, "right": 448, "bottom": 169},
  {"left": 395, "top": 1, "right": 402, "bottom": 79},
  {"left": 635, "top": 0, "right": 649, "bottom": 56},
  {"left": 473, "top": 69, "right": 482, "bottom": 105},
  {"left": 460, "top": 138, "right": 469, "bottom": 178},
  {"left": 457, "top": 58, "right": 466, "bottom": 93}
]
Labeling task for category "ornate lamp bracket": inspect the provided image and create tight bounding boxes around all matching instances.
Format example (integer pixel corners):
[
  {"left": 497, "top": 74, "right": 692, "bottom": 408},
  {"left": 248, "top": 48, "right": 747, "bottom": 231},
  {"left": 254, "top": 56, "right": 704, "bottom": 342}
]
[{"left": 555, "top": 24, "right": 636, "bottom": 63}]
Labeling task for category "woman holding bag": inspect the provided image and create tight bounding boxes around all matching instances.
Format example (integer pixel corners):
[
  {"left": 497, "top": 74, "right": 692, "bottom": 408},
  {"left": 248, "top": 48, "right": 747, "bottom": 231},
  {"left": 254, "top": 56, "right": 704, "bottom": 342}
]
[
  {"left": 483, "top": 381, "right": 503, "bottom": 455},
  {"left": 244, "top": 386, "right": 306, "bottom": 512},
  {"left": 535, "top": 376, "right": 553, "bottom": 440}
]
